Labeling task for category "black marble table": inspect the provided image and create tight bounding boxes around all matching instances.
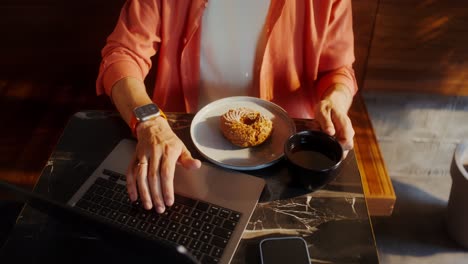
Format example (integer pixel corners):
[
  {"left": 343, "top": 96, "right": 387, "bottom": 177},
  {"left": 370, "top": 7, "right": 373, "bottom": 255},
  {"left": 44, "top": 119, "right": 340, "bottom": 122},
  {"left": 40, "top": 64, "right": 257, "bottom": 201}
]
[{"left": 0, "top": 111, "right": 379, "bottom": 263}]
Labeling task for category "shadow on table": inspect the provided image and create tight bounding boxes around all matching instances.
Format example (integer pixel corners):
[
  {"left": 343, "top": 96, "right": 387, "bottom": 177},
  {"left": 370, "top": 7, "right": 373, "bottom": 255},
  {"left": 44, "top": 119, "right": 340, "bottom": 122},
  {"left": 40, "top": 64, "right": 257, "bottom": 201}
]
[{"left": 371, "top": 179, "right": 466, "bottom": 256}]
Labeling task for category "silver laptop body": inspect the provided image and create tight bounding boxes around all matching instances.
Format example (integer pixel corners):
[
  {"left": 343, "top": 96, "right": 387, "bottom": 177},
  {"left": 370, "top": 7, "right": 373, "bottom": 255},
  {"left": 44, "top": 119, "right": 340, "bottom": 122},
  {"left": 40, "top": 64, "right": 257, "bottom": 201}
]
[{"left": 68, "top": 139, "right": 265, "bottom": 264}]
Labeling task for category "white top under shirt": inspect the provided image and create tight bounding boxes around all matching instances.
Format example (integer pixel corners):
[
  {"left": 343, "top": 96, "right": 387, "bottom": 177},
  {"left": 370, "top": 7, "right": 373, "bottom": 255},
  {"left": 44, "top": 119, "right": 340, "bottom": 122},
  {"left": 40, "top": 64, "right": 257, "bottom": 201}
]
[{"left": 198, "top": 0, "right": 271, "bottom": 110}]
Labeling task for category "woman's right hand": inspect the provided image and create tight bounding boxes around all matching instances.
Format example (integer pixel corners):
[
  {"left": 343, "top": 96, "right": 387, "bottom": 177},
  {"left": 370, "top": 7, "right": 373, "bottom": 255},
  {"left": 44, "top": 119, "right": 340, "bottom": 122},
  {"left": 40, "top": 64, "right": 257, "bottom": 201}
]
[{"left": 126, "top": 117, "right": 201, "bottom": 213}]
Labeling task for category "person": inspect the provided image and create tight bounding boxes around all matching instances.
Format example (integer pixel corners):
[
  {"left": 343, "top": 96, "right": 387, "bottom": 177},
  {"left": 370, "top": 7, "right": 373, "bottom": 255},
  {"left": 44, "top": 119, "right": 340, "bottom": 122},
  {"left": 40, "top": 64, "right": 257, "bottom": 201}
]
[{"left": 96, "top": 0, "right": 358, "bottom": 214}]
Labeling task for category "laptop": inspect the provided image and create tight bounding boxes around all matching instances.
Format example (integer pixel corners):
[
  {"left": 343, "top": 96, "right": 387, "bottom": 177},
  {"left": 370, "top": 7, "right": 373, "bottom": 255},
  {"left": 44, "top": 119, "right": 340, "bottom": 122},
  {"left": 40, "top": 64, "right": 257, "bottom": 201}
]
[
  {"left": 4, "top": 139, "right": 265, "bottom": 263},
  {"left": 0, "top": 177, "right": 199, "bottom": 263}
]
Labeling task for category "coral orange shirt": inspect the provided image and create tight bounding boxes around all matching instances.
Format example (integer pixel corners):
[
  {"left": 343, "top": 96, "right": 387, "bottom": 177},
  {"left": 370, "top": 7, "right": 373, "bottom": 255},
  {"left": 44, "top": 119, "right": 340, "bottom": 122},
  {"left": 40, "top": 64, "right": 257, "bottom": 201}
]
[{"left": 96, "top": 0, "right": 357, "bottom": 119}]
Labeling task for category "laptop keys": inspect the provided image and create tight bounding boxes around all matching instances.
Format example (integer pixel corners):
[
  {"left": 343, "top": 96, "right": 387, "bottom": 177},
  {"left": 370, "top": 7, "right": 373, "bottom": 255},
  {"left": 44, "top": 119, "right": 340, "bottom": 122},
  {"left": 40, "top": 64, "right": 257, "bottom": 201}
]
[{"left": 74, "top": 173, "right": 243, "bottom": 263}]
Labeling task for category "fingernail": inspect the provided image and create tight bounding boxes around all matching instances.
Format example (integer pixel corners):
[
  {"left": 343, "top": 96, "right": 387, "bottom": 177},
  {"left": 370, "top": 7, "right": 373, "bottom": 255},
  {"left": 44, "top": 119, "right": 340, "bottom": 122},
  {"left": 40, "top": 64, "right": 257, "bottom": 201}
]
[
  {"left": 145, "top": 202, "right": 152, "bottom": 209},
  {"left": 166, "top": 198, "right": 174, "bottom": 207},
  {"left": 157, "top": 206, "right": 165, "bottom": 214}
]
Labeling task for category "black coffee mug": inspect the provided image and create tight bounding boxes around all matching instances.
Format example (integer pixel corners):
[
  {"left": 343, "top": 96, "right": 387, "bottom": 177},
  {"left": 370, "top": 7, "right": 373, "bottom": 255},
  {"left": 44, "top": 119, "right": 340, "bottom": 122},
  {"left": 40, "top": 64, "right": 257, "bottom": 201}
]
[{"left": 284, "top": 130, "right": 343, "bottom": 191}]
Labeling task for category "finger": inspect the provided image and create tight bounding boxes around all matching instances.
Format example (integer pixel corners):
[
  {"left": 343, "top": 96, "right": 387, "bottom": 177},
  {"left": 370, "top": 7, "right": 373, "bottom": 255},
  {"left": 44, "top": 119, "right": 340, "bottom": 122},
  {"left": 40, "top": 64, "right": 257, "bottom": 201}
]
[
  {"left": 315, "top": 101, "right": 335, "bottom": 136},
  {"left": 178, "top": 146, "right": 202, "bottom": 169},
  {"left": 126, "top": 154, "right": 139, "bottom": 201},
  {"left": 147, "top": 146, "right": 165, "bottom": 213},
  {"left": 340, "top": 119, "right": 355, "bottom": 151},
  {"left": 136, "top": 158, "right": 153, "bottom": 210},
  {"left": 342, "top": 149, "right": 350, "bottom": 160},
  {"left": 160, "top": 145, "right": 179, "bottom": 207},
  {"left": 331, "top": 111, "right": 355, "bottom": 152}
]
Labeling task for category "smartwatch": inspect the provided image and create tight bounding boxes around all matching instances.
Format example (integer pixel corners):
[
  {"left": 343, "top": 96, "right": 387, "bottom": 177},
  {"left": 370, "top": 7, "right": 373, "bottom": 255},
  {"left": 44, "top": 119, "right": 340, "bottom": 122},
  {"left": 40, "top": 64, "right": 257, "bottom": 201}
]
[{"left": 130, "top": 103, "right": 167, "bottom": 137}]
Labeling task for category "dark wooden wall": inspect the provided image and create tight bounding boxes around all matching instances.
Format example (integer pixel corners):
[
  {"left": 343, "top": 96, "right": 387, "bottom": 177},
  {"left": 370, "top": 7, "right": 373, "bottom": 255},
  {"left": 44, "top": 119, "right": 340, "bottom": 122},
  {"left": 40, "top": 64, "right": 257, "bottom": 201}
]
[
  {"left": 364, "top": 0, "right": 468, "bottom": 95},
  {"left": 352, "top": 0, "right": 380, "bottom": 88},
  {"left": 0, "top": 1, "right": 124, "bottom": 188},
  {"left": 0, "top": 0, "right": 124, "bottom": 81}
]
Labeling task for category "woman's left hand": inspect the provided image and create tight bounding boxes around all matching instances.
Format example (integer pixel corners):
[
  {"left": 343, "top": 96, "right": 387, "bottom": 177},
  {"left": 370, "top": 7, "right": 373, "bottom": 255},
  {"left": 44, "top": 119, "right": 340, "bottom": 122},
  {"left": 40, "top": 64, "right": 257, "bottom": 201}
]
[{"left": 314, "top": 84, "right": 355, "bottom": 158}]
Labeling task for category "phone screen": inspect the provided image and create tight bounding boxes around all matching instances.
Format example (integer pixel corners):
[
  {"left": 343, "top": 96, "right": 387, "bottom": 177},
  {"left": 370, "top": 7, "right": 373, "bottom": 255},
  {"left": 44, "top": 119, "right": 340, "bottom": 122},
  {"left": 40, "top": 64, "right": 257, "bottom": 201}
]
[{"left": 259, "top": 237, "right": 311, "bottom": 264}]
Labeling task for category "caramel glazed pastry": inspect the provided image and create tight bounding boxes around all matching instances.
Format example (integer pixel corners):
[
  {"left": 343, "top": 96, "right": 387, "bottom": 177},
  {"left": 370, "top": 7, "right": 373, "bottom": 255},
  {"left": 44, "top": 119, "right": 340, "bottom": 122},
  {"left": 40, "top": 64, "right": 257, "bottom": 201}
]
[{"left": 220, "top": 107, "right": 273, "bottom": 147}]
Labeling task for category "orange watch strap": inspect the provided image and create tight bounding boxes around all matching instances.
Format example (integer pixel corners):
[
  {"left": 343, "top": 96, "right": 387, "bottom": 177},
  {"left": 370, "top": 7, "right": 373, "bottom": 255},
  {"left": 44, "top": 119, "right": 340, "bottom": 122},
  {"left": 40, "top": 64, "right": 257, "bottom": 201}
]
[
  {"left": 130, "top": 115, "right": 139, "bottom": 138},
  {"left": 129, "top": 109, "right": 167, "bottom": 138},
  {"left": 159, "top": 109, "right": 167, "bottom": 120}
]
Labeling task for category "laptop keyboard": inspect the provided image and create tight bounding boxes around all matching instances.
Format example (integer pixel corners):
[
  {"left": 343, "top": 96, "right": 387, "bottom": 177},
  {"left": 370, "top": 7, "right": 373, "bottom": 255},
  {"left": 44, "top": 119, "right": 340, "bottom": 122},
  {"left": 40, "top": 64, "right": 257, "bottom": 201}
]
[{"left": 74, "top": 169, "right": 242, "bottom": 264}]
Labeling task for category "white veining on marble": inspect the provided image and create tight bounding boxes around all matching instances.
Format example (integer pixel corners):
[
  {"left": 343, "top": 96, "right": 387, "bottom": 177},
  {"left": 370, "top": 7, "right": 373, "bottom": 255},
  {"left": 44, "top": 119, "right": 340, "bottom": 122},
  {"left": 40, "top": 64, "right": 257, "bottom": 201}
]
[
  {"left": 348, "top": 197, "right": 357, "bottom": 216},
  {"left": 45, "top": 160, "right": 54, "bottom": 194},
  {"left": 244, "top": 195, "right": 367, "bottom": 240},
  {"left": 313, "top": 189, "right": 365, "bottom": 198}
]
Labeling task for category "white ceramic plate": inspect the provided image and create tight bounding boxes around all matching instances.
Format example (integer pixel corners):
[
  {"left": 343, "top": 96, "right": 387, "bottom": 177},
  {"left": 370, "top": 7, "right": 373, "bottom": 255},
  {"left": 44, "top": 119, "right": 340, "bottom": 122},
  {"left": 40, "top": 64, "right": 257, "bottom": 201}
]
[{"left": 190, "top": 96, "right": 296, "bottom": 170}]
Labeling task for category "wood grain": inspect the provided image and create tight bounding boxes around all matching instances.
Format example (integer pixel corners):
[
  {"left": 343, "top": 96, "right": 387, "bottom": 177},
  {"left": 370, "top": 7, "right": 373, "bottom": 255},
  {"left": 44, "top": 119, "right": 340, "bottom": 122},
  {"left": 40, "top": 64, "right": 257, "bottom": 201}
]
[
  {"left": 365, "top": 0, "right": 468, "bottom": 95},
  {"left": 350, "top": 93, "right": 396, "bottom": 216},
  {"left": 352, "top": 0, "right": 380, "bottom": 87},
  {"left": 0, "top": 0, "right": 125, "bottom": 80},
  {"left": 352, "top": 0, "right": 396, "bottom": 216}
]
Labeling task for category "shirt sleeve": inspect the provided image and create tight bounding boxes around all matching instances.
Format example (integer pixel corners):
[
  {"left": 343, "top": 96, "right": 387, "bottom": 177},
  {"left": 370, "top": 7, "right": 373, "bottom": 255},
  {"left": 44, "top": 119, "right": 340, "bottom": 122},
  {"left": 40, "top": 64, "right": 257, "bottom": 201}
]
[
  {"left": 315, "top": 0, "right": 358, "bottom": 100},
  {"left": 96, "top": 0, "right": 162, "bottom": 96}
]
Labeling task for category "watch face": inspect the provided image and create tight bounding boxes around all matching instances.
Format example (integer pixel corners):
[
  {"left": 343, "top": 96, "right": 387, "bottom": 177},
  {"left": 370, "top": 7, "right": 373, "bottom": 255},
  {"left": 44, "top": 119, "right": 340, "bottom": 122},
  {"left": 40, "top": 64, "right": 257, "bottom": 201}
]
[{"left": 134, "top": 103, "right": 161, "bottom": 122}]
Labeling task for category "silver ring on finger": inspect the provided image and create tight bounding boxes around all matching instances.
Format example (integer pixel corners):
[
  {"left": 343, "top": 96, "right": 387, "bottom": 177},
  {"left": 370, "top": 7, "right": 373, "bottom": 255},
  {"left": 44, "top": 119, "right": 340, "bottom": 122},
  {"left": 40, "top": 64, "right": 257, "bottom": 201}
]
[{"left": 137, "top": 161, "right": 148, "bottom": 166}]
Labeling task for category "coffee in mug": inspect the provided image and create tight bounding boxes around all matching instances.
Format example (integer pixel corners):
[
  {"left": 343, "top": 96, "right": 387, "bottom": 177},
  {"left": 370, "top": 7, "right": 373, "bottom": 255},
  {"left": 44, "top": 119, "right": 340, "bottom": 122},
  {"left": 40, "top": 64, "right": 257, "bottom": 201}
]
[{"left": 284, "top": 130, "right": 343, "bottom": 191}]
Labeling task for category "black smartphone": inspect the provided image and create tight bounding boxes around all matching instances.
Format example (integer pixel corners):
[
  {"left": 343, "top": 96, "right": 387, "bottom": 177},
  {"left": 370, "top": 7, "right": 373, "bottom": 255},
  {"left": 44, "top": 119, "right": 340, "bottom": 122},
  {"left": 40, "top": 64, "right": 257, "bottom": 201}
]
[{"left": 259, "top": 236, "right": 311, "bottom": 264}]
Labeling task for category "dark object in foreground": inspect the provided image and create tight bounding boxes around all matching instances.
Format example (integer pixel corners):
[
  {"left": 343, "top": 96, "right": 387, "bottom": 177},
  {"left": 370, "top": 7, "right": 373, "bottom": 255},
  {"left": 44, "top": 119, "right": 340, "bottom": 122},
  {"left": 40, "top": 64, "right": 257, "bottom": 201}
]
[{"left": 0, "top": 179, "right": 198, "bottom": 264}]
